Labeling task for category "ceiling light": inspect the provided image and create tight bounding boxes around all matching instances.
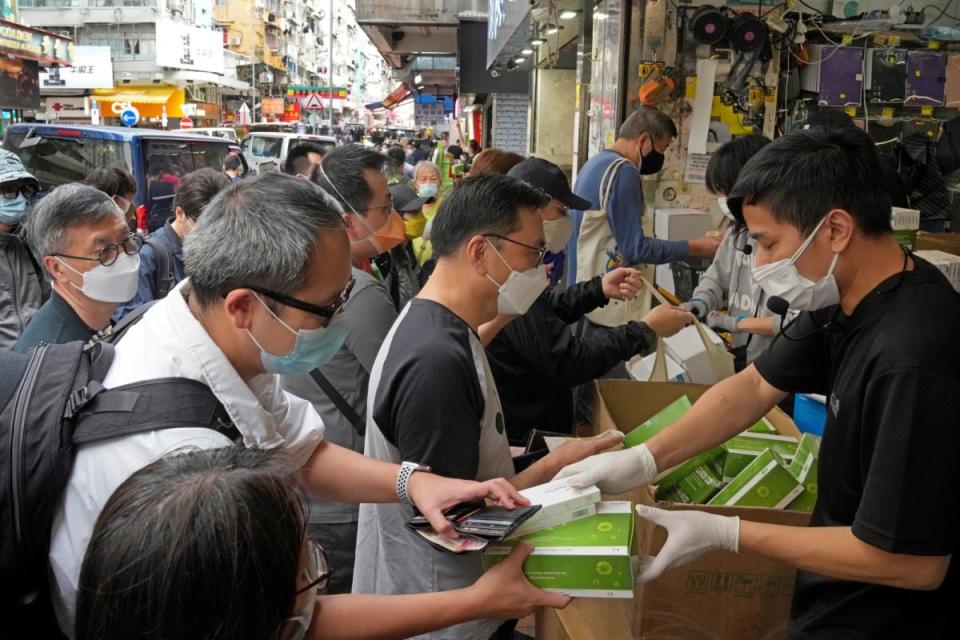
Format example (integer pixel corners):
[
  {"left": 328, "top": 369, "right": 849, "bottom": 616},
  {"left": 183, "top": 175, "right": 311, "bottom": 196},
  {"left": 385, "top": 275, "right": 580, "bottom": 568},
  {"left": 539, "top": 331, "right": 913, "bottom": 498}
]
[
  {"left": 515, "top": 57, "right": 526, "bottom": 64},
  {"left": 595, "top": 11, "right": 607, "bottom": 20},
  {"left": 545, "top": 24, "right": 560, "bottom": 35},
  {"left": 414, "top": 73, "right": 422, "bottom": 84},
  {"left": 530, "top": 37, "right": 546, "bottom": 45},
  {"left": 521, "top": 48, "right": 533, "bottom": 55},
  {"left": 560, "top": 10, "right": 578, "bottom": 20}
]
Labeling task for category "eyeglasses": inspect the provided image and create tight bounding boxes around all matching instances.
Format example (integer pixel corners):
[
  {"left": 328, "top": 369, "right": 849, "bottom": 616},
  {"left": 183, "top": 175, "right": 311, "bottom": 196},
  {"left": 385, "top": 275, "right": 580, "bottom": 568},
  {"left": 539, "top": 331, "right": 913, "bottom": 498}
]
[
  {"left": 1, "top": 184, "right": 38, "bottom": 200},
  {"left": 50, "top": 233, "right": 143, "bottom": 267},
  {"left": 363, "top": 196, "right": 394, "bottom": 214},
  {"left": 548, "top": 201, "right": 569, "bottom": 216},
  {"left": 296, "top": 540, "right": 333, "bottom": 596},
  {"left": 483, "top": 233, "right": 547, "bottom": 267},
  {"left": 237, "top": 276, "right": 355, "bottom": 320}
]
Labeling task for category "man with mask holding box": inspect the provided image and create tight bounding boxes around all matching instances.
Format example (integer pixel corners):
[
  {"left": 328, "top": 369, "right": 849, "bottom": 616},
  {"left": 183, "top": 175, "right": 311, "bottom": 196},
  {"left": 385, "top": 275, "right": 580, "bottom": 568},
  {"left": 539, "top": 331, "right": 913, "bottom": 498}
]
[
  {"left": 16, "top": 183, "right": 141, "bottom": 352},
  {"left": 555, "top": 127, "right": 960, "bottom": 638},
  {"left": 354, "top": 175, "right": 625, "bottom": 640},
  {"left": 0, "top": 149, "right": 48, "bottom": 350},
  {"left": 480, "top": 157, "right": 695, "bottom": 444}
]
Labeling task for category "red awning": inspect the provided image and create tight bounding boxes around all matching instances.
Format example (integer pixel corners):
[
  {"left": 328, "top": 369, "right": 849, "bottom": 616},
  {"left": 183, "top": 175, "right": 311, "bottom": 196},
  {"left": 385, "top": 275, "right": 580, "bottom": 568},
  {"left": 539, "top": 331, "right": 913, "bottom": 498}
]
[{"left": 380, "top": 85, "right": 413, "bottom": 110}]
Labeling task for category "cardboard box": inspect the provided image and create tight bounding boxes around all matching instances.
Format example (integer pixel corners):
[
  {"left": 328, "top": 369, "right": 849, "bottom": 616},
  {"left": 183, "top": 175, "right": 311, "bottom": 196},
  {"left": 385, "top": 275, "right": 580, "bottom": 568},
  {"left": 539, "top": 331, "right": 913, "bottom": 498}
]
[
  {"left": 786, "top": 433, "right": 821, "bottom": 512},
  {"left": 708, "top": 450, "right": 805, "bottom": 509},
  {"left": 662, "top": 324, "right": 733, "bottom": 385},
  {"left": 653, "top": 208, "right": 713, "bottom": 295},
  {"left": 654, "top": 458, "right": 725, "bottom": 505},
  {"left": 916, "top": 249, "right": 960, "bottom": 292},
  {"left": 916, "top": 231, "right": 960, "bottom": 257},
  {"left": 513, "top": 479, "right": 602, "bottom": 537},
  {"left": 622, "top": 395, "right": 692, "bottom": 449},
  {"left": 591, "top": 380, "right": 810, "bottom": 639},
  {"left": 627, "top": 350, "right": 688, "bottom": 384},
  {"left": 511, "top": 503, "right": 598, "bottom": 538},
  {"left": 483, "top": 502, "right": 636, "bottom": 599}
]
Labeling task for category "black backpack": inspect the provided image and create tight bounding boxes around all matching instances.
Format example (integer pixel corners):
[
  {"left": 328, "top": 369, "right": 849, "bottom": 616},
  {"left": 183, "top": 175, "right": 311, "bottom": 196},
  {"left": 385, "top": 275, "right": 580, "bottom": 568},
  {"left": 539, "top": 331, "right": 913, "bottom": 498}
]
[
  {"left": 143, "top": 236, "right": 175, "bottom": 299},
  {"left": 0, "top": 303, "right": 238, "bottom": 627}
]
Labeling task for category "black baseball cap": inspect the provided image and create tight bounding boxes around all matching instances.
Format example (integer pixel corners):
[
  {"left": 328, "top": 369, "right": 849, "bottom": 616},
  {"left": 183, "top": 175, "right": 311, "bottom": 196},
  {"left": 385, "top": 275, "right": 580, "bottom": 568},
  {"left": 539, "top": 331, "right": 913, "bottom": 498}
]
[
  {"left": 389, "top": 183, "right": 428, "bottom": 213},
  {"left": 507, "top": 157, "right": 592, "bottom": 210}
]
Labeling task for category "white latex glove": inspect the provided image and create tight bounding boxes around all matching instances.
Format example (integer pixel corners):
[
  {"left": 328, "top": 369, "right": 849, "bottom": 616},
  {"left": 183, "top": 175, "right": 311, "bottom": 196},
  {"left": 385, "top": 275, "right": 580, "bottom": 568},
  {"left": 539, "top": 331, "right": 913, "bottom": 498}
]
[
  {"left": 634, "top": 504, "right": 740, "bottom": 583},
  {"left": 552, "top": 444, "right": 658, "bottom": 495}
]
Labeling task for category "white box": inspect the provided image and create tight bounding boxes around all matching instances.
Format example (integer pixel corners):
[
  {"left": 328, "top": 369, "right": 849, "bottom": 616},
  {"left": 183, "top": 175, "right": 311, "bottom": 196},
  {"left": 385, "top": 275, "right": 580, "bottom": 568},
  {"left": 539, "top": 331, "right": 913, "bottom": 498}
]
[
  {"left": 916, "top": 249, "right": 960, "bottom": 291},
  {"left": 653, "top": 208, "right": 713, "bottom": 295},
  {"left": 663, "top": 323, "right": 732, "bottom": 384},
  {"left": 627, "top": 351, "right": 689, "bottom": 383},
  {"left": 513, "top": 479, "right": 602, "bottom": 537},
  {"left": 891, "top": 207, "right": 921, "bottom": 230}
]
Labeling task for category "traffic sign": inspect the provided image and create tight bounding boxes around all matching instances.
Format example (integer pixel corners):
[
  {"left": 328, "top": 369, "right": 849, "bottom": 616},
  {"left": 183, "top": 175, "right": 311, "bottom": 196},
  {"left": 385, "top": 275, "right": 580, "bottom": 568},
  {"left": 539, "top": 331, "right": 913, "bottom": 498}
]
[
  {"left": 237, "top": 102, "right": 251, "bottom": 125},
  {"left": 119, "top": 106, "right": 140, "bottom": 127},
  {"left": 179, "top": 117, "right": 193, "bottom": 130},
  {"left": 303, "top": 93, "right": 324, "bottom": 110}
]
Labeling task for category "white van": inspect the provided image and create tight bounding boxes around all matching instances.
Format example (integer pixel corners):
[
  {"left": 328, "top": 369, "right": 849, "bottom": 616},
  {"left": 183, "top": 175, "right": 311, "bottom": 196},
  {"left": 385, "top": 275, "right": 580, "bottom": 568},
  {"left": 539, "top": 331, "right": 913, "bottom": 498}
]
[
  {"left": 240, "top": 132, "right": 337, "bottom": 174},
  {"left": 189, "top": 127, "right": 239, "bottom": 142}
]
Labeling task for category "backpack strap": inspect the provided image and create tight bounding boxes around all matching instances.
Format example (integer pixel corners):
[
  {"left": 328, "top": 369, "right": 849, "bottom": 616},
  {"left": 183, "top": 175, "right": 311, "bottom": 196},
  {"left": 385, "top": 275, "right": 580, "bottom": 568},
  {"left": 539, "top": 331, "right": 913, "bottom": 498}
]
[
  {"left": 309, "top": 369, "right": 365, "bottom": 437},
  {"left": 70, "top": 377, "right": 240, "bottom": 446},
  {"left": 598, "top": 158, "right": 633, "bottom": 210},
  {"left": 144, "top": 237, "right": 173, "bottom": 299}
]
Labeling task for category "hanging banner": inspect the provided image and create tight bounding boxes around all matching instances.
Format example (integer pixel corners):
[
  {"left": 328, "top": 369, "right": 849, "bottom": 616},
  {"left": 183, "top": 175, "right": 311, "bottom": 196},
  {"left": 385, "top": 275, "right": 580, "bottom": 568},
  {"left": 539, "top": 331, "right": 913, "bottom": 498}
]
[
  {"left": 40, "top": 46, "right": 113, "bottom": 89},
  {"left": 155, "top": 19, "right": 223, "bottom": 75}
]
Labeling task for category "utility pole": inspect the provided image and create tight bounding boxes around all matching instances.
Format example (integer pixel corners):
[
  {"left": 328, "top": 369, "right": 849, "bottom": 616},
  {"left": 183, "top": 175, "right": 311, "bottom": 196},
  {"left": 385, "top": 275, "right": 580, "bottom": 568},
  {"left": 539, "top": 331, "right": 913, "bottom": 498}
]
[{"left": 328, "top": 0, "right": 334, "bottom": 129}]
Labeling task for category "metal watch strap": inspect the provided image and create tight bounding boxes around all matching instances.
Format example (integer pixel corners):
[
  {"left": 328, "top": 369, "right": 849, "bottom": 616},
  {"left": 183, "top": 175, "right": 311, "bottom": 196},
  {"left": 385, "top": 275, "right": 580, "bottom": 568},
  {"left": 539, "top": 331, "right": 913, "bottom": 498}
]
[{"left": 396, "top": 461, "right": 430, "bottom": 505}]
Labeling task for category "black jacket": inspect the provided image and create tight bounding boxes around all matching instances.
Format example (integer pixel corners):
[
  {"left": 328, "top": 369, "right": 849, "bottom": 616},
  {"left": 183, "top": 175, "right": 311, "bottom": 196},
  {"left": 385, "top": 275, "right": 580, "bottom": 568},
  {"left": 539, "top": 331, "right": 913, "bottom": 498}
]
[{"left": 486, "top": 276, "right": 656, "bottom": 444}]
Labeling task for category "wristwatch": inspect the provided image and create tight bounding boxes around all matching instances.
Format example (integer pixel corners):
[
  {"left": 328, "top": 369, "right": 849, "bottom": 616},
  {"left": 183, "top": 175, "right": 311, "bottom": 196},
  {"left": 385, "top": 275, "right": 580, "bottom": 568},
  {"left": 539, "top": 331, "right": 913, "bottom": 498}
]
[{"left": 397, "top": 461, "right": 432, "bottom": 505}]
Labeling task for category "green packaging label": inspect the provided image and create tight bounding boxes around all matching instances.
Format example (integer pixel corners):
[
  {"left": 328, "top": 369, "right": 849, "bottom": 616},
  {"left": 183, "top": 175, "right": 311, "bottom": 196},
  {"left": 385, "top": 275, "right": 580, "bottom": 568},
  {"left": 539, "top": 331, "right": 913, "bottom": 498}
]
[{"left": 623, "top": 396, "right": 693, "bottom": 448}]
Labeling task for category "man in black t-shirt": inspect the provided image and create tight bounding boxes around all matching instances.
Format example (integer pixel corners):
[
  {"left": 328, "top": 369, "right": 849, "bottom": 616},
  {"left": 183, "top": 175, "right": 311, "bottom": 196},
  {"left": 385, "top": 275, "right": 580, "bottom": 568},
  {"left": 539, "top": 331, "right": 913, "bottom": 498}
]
[{"left": 555, "top": 127, "right": 960, "bottom": 638}]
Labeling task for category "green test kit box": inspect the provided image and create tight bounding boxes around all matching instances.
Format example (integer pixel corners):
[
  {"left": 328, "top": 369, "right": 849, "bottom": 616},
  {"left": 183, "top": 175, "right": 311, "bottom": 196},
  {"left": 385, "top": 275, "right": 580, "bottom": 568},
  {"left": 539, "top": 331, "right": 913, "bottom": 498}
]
[
  {"left": 622, "top": 395, "right": 693, "bottom": 448},
  {"left": 786, "top": 433, "right": 821, "bottom": 512},
  {"left": 708, "top": 449, "right": 804, "bottom": 509},
  {"left": 482, "top": 502, "right": 635, "bottom": 599}
]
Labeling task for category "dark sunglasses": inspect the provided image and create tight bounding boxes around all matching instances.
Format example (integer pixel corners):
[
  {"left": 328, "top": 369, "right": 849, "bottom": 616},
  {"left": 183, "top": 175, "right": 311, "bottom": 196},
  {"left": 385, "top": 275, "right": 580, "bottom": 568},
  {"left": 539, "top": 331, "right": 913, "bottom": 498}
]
[
  {"left": 50, "top": 233, "right": 143, "bottom": 267},
  {"left": 483, "top": 233, "right": 547, "bottom": 267},
  {"left": 233, "top": 276, "right": 355, "bottom": 320},
  {"left": 1, "top": 183, "right": 38, "bottom": 200}
]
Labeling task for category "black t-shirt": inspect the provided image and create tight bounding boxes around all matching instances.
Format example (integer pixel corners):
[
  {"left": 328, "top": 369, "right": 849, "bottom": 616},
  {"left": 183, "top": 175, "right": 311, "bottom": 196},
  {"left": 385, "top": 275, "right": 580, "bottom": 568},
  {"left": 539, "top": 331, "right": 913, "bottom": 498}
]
[{"left": 754, "top": 256, "right": 960, "bottom": 638}]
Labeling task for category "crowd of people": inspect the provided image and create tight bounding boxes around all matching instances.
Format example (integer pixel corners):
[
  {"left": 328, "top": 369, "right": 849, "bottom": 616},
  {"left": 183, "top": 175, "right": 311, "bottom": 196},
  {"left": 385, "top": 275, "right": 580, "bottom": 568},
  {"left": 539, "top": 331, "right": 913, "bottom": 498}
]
[{"left": 1, "top": 102, "right": 957, "bottom": 640}]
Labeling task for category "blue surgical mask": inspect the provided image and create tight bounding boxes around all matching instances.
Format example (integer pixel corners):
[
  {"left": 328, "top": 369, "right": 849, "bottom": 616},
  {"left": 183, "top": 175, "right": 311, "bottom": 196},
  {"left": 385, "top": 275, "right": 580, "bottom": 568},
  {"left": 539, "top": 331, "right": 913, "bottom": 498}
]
[
  {"left": 247, "top": 293, "right": 349, "bottom": 375},
  {"left": 417, "top": 183, "right": 439, "bottom": 199},
  {"left": 0, "top": 193, "right": 28, "bottom": 226}
]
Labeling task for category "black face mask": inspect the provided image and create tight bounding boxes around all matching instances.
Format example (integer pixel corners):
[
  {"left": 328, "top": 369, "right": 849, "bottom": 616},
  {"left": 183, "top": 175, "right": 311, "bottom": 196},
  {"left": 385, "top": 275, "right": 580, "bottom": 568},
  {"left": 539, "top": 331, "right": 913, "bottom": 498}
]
[{"left": 639, "top": 149, "right": 665, "bottom": 175}]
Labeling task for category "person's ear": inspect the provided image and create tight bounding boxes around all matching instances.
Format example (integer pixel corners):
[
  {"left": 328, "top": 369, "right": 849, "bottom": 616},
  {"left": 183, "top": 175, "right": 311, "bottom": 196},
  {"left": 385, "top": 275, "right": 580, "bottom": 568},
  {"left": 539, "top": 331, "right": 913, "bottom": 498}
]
[
  {"left": 43, "top": 255, "right": 71, "bottom": 285},
  {"left": 222, "top": 289, "right": 259, "bottom": 331},
  {"left": 174, "top": 206, "right": 186, "bottom": 223},
  {"left": 466, "top": 234, "right": 490, "bottom": 275},
  {"left": 826, "top": 209, "right": 855, "bottom": 253}
]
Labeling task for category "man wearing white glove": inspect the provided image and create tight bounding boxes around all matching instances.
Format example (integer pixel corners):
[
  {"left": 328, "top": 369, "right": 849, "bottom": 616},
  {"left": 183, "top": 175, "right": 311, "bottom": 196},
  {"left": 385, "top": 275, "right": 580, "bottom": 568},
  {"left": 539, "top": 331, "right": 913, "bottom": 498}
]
[{"left": 554, "top": 128, "right": 960, "bottom": 639}]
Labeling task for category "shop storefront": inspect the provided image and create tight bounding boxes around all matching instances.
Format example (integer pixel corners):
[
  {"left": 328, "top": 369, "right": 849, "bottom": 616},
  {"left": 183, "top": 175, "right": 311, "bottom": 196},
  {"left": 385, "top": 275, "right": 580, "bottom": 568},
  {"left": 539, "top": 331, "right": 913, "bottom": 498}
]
[
  {"left": 0, "top": 17, "right": 73, "bottom": 131},
  {"left": 90, "top": 87, "right": 186, "bottom": 128}
]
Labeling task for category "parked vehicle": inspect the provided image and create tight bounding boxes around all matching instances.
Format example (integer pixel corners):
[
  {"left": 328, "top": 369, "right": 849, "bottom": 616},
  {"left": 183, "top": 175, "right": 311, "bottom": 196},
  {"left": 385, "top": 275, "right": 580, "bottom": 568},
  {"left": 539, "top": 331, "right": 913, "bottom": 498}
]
[
  {"left": 239, "top": 132, "right": 337, "bottom": 174},
  {"left": 1, "top": 124, "right": 247, "bottom": 231},
  {"left": 189, "top": 127, "right": 239, "bottom": 142}
]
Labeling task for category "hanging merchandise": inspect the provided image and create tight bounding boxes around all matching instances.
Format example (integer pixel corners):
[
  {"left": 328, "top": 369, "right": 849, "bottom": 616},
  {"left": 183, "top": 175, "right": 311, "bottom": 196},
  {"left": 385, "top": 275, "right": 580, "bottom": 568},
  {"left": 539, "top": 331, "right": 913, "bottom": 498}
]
[
  {"left": 689, "top": 5, "right": 729, "bottom": 46},
  {"left": 904, "top": 51, "right": 946, "bottom": 107},
  {"left": 728, "top": 13, "right": 769, "bottom": 53},
  {"left": 867, "top": 49, "right": 908, "bottom": 103}
]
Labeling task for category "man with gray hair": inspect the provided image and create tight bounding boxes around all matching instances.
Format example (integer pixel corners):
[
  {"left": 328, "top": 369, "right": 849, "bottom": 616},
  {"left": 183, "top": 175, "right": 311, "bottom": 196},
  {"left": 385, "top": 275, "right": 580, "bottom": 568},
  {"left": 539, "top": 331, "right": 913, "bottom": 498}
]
[
  {"left": 47, "top": 173, "right": 560, "bottom": 638},
  {"left": 15, "top": 183, "right": 141, "bottom": 353},
  {"left": 0, "top": 149, "right": 48, "bottom": 349}
]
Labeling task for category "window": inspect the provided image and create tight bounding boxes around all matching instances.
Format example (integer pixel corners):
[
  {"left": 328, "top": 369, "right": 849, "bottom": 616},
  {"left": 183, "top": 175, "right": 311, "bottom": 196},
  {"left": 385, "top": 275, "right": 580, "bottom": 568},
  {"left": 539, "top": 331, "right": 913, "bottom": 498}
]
[
  {"left": 249, "top": 136, "right": 283, "bottom": 160},
  {"left": 124, "top": 38, "right": 140, "bottom": 56},
  {"left": 2, "top": 133, "right": 129, "bottom": 191}
]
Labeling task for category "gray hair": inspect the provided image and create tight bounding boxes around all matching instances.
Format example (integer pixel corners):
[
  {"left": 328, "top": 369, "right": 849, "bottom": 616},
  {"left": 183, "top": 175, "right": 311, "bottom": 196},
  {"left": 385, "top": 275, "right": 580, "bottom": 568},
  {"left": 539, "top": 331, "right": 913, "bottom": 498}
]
[
  {"left": 184, "top": 173, "right": 346, "bottom": 307},
  {"left": 413, "top": 161, "right": 441, "bottom": 182},
  {"left": 618, "top": 106, "right": 678, "bottom": 143},
  {"left": 24, "top": 183, "right": 122, "bottom": 258}
]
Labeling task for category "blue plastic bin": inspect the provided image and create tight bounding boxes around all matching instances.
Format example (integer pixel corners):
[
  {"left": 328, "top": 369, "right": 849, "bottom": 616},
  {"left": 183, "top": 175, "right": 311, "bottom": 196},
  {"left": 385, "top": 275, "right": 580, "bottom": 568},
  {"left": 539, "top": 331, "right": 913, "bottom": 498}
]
[{"left": 793, "top": 394, "right": 827, "bottom": 436}]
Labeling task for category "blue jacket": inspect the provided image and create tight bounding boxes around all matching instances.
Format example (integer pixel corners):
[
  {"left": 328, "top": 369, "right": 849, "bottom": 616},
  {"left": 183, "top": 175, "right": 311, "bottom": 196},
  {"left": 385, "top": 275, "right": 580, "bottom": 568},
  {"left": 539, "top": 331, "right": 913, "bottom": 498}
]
[
  {"left": 566, "top": 150, "right": 689, "bottom": 285},
  {"left": 114, "top": 222, "right": 185, "bottom": 320}
]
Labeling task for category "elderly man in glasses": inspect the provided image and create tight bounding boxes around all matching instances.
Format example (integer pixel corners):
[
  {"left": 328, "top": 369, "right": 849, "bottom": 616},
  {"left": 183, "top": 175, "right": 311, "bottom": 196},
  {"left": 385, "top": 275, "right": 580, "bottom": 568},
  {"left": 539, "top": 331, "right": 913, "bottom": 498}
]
[
  {"left": 46, "top": 173, "right": 566, "bottom": 639},
  {"left": 15, "top": 183, "right": 141, "bottom": 353},
  {"left": 0, "top": 149, "right": 49, "bottom": 350}
]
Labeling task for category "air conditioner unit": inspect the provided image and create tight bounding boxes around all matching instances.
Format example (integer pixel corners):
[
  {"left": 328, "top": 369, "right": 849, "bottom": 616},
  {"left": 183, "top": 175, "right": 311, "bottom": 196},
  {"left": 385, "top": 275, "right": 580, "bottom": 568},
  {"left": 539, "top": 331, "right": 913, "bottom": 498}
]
[{"left": 229, "top": 36, "right": 242, "bottom": 46}]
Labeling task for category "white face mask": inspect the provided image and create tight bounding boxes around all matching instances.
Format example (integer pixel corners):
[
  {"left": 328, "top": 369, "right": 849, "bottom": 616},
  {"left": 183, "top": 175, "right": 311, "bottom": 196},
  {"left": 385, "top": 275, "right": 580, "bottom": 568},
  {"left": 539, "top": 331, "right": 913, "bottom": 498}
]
[
  {"left": 56, "top": 251, "right": 141, "bottom": 303},
  {"left": 542, "top": 216, "right": 573, "bottom": 254},
  {"left": 484, "top": 240, "right": 549, "bottom": 315},
  {"left": 717, "top": 196, "right": 735, "bottom": 223},
  {"left": 751, "top": 215, "right": 841, "bottom": 312}
]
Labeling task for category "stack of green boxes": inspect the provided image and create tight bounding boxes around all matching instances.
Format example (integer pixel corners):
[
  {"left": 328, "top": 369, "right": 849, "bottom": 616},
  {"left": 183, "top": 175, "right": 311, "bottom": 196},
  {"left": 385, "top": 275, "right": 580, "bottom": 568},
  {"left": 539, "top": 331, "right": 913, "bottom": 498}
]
[{"left": 624, "top": 395, "right": 821, "bottom": 512}]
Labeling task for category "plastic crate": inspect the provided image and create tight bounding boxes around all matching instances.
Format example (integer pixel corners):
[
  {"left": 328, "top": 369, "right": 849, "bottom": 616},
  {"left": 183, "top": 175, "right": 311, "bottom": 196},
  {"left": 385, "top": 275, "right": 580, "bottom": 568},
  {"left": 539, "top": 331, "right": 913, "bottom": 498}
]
[
  {"left": 670, "top": 258, "right": 713, "bottom": 302},
  {"left": 793, "top": 394, "right": 827, "bottom": 436}
]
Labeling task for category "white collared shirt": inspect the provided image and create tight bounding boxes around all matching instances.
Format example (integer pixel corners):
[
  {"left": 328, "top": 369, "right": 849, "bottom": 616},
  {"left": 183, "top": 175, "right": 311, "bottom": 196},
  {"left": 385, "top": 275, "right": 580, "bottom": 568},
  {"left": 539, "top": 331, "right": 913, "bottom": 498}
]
[{"left": 48, "top": 281, "right": 325, "bottom": 636}]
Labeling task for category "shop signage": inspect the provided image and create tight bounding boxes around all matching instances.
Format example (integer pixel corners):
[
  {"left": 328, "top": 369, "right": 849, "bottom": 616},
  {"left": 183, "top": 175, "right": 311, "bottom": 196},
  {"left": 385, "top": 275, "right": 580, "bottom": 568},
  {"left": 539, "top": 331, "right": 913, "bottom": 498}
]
[
  {"left": 0, "top": 57, "right": 39, "bottom": 109},
  {"left": 40, "top": 46, "right": 112, "bottom": 90},
  {"left": 155, "top": 19, "right": 224, "bottom": 75},
  {"left": 0, "top": 19, "right": 73, "bottom": 66},
  {"left": 260, "top": 97, "right": 285, "bottom": 115}
]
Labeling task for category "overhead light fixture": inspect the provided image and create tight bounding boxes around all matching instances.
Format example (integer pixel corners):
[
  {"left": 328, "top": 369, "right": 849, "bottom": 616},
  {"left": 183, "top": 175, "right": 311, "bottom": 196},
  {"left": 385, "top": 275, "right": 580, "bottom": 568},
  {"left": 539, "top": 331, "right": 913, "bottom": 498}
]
[
  {"left": 521, "top": 47, "right": 534, "bottom": 55},
  {"left": 530, "top": 37, "right": 546, "bottom": 45},
  {"left": 545, "top": 24, "right": 560, "bottom": 35},
  {"left": 414, "top": 73, "right": 422, "bottom": 84},
  {"left": 515, "top": 57, "right": 526, "bottom": 64},
  {"left": 595, "top": 11, "right": 607, "bottom": 20},
  {"left": 417, "top": 84, "right": 424, "bottom": 90},
  {"left": 560, "top": 10, "right": 579, "bottom": 20}
]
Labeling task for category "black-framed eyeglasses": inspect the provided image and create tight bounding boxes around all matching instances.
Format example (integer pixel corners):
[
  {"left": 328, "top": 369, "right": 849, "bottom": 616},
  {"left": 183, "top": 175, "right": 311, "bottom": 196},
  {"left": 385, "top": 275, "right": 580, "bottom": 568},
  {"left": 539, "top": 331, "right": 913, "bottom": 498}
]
[
  {"left": 296, "top": 540, "right": 333, "bottom": 596},
  {"left": 1, "top": 183, "right": 38, "bottom": 200},
  {"left": 236, "top": 276, "right": 355, "bottom": 320},
  {"left": 363, "top": 195, "right": 394, "bottom": 214},
  {"left": 483, "top": 233, "right": 548, "bottom": 267},
  {"left": 50, "top": 233, "right": 143, "bottom": 267}
]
